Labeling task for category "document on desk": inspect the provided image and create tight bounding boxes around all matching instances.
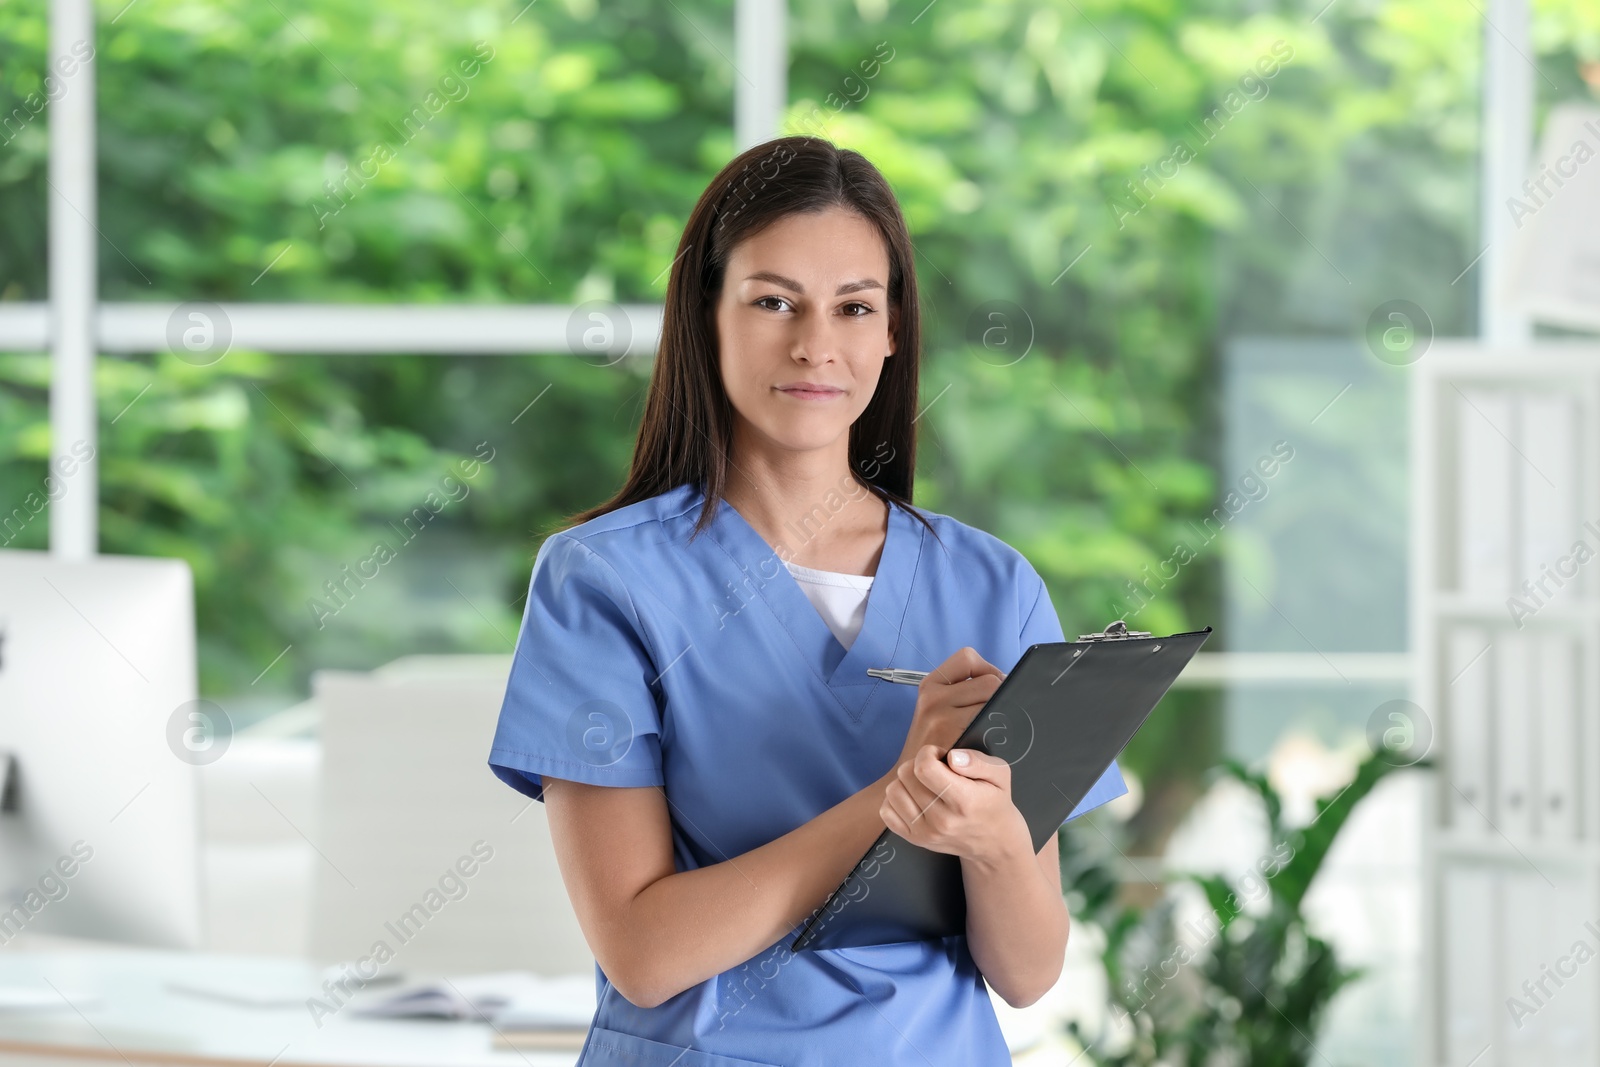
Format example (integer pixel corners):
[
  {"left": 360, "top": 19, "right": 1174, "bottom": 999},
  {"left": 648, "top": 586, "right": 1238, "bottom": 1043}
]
[
  {"left": 167, "top": 965, "right": 403, "bottom": 1009},
  {"left": 351, "top": 971, "right": 595, "bottom": 1028},
  {"left": 0, "top": 986, "right": 102, "bottom": 1010}
]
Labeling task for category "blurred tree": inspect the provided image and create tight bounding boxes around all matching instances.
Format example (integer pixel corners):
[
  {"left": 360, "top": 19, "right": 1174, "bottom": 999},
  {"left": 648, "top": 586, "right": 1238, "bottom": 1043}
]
[
  {"left": 0, "top": 0, "right": 732, "bottom": 700},
  {"left": 6, "top": 0, "right": 1577, "bottom": 846}
]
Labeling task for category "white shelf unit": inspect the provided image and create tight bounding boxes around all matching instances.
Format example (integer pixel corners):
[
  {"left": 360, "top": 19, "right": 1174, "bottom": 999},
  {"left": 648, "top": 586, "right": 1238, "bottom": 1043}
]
[{"left": 1415, "top": 343, "right": 1600, "bottom": 1067}]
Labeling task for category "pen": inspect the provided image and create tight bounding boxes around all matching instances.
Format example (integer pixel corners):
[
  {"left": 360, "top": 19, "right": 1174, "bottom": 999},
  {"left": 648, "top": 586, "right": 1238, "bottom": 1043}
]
[
  {"left": 867, "top": 623, "right": 1158, "bottom": 686},
  {"left": 865, "top": 667, "right": 928, "bottom": 685}
]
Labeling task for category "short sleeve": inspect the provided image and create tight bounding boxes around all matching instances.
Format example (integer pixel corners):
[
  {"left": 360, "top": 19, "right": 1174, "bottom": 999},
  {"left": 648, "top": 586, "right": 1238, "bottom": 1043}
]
[
  {"left": 1018, "top": 568, "right": 1130, "bottom": 826},
  {"left": 487, "top": 533, "right": 665, "bottom": 803}
]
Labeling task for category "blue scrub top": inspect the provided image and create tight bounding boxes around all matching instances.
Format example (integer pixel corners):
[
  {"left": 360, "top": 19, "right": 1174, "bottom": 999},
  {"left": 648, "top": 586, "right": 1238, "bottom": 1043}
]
[{"left": 488, "top": 481, "right": 1127, "bottom": 1067}]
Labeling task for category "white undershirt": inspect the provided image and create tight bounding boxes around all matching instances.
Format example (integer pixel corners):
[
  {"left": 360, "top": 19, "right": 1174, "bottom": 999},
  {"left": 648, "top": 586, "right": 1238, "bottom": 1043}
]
[{"left": 783, "top": 559, "right": 874, "bottom": 650}]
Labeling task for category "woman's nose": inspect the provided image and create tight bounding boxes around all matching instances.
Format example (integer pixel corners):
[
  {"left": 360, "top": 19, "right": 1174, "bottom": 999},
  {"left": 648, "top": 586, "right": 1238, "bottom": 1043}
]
[{"left": 792, "top": 312, "right": 839, "bottom": 363}]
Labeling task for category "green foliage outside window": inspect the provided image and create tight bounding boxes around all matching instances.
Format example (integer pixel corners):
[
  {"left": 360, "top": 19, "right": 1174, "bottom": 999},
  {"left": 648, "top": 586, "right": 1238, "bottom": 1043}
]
[{"left": 4, "top": 0, "right": 1595, "bottom": 847}]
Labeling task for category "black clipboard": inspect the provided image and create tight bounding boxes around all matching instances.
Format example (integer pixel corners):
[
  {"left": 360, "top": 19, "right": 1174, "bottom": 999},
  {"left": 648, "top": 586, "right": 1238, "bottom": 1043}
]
[{"left": 789, "top": 622, "right": 1213, "bottom": 952}]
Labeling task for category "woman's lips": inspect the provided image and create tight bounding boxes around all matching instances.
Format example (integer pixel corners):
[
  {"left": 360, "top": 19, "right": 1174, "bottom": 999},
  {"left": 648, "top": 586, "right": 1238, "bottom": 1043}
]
[{"left": 775, "top": 386, "right": 844, "bottom": 401}]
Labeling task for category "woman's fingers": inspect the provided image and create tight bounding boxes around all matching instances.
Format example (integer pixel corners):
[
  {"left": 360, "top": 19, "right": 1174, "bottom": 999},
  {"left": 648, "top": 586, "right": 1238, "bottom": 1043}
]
[
  {"left": 922, "top": 646, "right": 1002, "bottom": 687},
  {"left": 944, "top": 672, "right": 1003, "bottom": 707},
  {"left": 944, "top": 748, "right": 1010, "bottom": 787},
  {"left": 885, "top": 754, "right": 949, "bottom": 831},
  {"left": 882, "top": 772, "right": 932, "bottom": 827},
  {"left": 895, "top": 752, "right": 940, "bottom": 810}
]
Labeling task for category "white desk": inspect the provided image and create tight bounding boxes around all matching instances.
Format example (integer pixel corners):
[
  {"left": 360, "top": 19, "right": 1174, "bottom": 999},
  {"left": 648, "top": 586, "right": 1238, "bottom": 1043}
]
[{"left": 0, "top": 937, "right": 580, "bottom": 1067}]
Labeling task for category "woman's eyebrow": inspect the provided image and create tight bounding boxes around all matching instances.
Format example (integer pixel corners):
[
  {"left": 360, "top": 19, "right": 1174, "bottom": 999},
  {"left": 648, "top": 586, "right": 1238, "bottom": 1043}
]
[{"left": 744, "top": 270, "right": 885, "bottom": 295}]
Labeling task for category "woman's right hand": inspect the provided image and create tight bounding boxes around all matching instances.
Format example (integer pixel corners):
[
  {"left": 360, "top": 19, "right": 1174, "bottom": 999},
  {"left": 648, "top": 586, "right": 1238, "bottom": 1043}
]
[{"left": 889, "top": 646, "right": 1006, "bottom": 772}]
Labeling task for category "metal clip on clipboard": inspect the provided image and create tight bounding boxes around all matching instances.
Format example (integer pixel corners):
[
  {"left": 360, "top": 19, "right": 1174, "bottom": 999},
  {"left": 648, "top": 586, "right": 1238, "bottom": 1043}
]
[{"left": 1076, "top": 620, "right": 1152, "bottom": 641}]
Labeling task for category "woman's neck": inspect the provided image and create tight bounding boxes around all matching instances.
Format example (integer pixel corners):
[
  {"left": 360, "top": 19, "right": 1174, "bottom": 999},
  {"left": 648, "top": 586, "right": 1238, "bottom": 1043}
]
[{"left": 722, "top": 467, "right": 889, "bottom": 577}]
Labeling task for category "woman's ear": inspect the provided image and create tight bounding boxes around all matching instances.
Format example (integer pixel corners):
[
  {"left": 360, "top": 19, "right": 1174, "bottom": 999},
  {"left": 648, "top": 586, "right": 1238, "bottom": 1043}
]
[{"left": 887, "top": 305, "right": 898, "bottom": 357}]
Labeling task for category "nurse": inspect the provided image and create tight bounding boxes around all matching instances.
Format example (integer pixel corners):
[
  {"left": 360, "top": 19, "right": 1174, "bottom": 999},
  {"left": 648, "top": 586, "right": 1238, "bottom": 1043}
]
[{"left": 487, "top": 135, "right": 1127, "bottom": 1067}]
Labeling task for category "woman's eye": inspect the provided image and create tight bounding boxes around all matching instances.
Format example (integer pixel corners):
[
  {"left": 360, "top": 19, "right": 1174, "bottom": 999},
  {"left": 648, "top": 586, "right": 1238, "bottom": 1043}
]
[{"left": 753, "top": 296, "right": 874, "bottom": 315}]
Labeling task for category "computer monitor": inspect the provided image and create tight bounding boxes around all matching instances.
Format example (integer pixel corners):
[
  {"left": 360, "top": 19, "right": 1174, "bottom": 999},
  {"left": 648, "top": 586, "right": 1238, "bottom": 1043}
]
[{"left": 0, "top": 550, "right": 202, "bottom": 948}]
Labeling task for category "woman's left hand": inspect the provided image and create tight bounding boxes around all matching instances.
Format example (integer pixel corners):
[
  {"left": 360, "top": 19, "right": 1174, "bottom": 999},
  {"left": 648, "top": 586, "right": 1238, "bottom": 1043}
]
[{"left": 879, "top": 745, "right": 1032, "bottom": 865}]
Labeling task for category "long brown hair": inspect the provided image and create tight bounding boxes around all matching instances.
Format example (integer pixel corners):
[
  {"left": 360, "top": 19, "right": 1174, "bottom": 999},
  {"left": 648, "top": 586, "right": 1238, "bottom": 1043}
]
[{"left": 550, "top": 135, "right": 941, "bottom": 550}]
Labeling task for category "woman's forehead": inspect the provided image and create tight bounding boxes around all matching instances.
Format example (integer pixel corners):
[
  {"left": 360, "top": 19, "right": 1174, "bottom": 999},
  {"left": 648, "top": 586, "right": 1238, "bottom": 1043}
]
[{"left": 725, "top": 211, "right": 889, "bottom": 283}]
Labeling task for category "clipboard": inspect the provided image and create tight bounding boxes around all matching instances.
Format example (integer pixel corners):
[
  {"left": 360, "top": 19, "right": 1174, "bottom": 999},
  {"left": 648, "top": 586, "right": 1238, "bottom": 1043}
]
[{"left": 789, "top": 621, "right": 1213, "bottom": 952}]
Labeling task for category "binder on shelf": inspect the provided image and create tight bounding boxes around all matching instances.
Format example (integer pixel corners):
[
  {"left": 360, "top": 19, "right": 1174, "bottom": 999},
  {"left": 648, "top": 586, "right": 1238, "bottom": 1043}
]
[
  {"left": 1535, "top": 633, "right": 1580, "bottom": 843},
  {"left": 1502, "top": 870, "right": 1549, "bottom": 1067},
  {"left": 1534, "top": 875, "right": 1599, "bottom": 1063},
  {"left": 1493, "top": 632, "right": 1536, "bottom": 841},
  {"left": 1445, "top": 626, "right": 1492, "bottom": 837},
  {"left": 1456, "top": 388, "right": 1516, "bottom": 600},
  {"left": 1516, "top": 391, "right": 1580, "bottom": 606},
  {"left": 1440, "top": 865, "right": 1496, "bottom": 1067}
]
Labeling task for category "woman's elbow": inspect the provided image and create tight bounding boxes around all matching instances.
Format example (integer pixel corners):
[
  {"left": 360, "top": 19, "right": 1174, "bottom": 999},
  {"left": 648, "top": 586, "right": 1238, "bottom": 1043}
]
[
  {"left": 992, "top": 930, "right": 1068, "bottom": 1008},
  {"left": 997, "top": 972, "right": 1055, "bottom": 1010},
  {"left": 601, "top": 957, "right": 665, "bottom": 1009},
  {"left": 613, "top": 978, "right": 667, "bottom": 1010},
  {"left": 602, "top": 950, "right": 682, "bottom": 1010},
  {"left": 996, "top": 987, "right": 1039, "bottom": 1010},
  {"left": 993, "top": 963, "right": 1061, "bottom": 1010},
  {"left": 617, "top": 974, "right": 694, "bottom": 1011}
]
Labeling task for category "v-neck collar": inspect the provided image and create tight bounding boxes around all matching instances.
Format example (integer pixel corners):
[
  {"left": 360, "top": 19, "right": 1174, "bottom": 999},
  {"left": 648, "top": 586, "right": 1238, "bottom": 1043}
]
[{"left": 690, "top": 481, "right": 922, "bottom": 703}]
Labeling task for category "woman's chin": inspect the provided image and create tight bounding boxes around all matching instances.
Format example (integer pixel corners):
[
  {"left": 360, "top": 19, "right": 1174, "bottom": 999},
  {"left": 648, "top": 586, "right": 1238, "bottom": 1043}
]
[{"left": 757, "top": 419, "right": 850, "bottom": 455}]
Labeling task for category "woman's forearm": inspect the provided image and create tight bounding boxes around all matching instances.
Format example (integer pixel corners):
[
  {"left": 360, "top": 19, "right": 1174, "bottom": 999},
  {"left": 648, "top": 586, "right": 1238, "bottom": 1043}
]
[
  {"left": 624, "top": 771, "right": 896, "bottom": 1007},
  {"left": 962, "top": 829, "right": 1069, "bottom": 1008}
]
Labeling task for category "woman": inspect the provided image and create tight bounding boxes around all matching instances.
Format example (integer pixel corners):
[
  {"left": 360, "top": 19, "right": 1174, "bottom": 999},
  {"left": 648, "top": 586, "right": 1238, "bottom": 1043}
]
[{"left": 487, "top": 136, "right": 1126, "bottom": 1066}]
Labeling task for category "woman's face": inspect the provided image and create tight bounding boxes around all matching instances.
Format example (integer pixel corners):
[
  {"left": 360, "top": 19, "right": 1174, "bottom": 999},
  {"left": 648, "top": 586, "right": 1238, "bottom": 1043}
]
[{"left": 713, "top": 206, "right": 897, "bottom": 459}]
